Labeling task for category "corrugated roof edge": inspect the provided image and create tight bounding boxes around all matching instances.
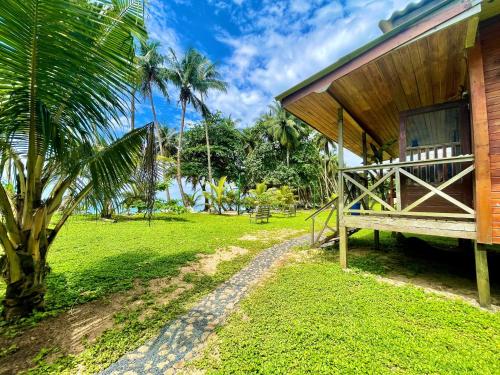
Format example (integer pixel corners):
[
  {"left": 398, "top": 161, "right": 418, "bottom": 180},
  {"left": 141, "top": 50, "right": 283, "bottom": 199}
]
[
  {"left": 379, "top": 0, "right": 442, "bottom": 32},
  {"left": 275, "top": 0, "right": 458, "bottom": 102}
]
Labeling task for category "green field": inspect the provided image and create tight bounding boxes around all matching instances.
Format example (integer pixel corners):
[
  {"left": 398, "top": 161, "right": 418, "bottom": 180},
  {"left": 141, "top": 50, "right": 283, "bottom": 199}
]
[{"left": 195, "top": 249, "right": 500, "bottom": 374}]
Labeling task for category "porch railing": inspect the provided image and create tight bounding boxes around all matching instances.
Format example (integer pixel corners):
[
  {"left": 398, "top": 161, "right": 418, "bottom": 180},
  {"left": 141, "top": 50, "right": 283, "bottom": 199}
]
[{"left": 340, "top": 154, "right": 475, "bottom": 220}]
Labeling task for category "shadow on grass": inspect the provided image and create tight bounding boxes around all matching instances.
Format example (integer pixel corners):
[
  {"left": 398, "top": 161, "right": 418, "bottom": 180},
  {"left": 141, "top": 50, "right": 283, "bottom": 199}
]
[
  {"left": 331, "top": 231, "right": 500, "bottom": 302},
  {"left": 71, "top": 214, "right": 191, "bottom": 224},
  {"left": 44, "top": 249, "right": 198, "bottom": 312}
]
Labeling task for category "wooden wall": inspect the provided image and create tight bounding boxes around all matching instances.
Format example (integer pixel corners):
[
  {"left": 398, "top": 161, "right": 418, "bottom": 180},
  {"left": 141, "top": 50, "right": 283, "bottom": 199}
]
[{"left": 480, "top": 18, "right": 500, "bottom": 243}]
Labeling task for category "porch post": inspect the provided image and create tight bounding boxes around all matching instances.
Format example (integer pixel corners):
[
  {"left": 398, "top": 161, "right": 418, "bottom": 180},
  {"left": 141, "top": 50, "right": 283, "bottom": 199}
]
[
  {"left": 362, "top": 132, "right": 380, "bottom": 249},
  {"left": 338, "top": 107, "right": 347, "bottom": 268},
  {"left": 474, "top": 242, "right": 491, "bottom": 307}
]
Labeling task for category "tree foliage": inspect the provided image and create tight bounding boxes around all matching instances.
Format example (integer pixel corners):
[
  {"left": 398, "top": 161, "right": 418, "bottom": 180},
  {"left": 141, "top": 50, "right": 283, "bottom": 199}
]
[{"left": 0, "top": 0, "right": 153, "bottom": 319}]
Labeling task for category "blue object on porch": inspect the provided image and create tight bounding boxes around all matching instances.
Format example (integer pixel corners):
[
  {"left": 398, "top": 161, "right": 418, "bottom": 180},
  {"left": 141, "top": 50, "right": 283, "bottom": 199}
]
[{"left": 351, "top": 202, "right": 361, "bottom": 215}]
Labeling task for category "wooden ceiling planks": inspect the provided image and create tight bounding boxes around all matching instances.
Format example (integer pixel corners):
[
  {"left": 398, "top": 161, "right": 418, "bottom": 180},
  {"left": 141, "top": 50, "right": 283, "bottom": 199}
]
[
  {"left": 286, "top": 91, "right": 377, "bottom": 159},
  {"left": 284, "top": 20, "right": 469, "bottom": 159}
]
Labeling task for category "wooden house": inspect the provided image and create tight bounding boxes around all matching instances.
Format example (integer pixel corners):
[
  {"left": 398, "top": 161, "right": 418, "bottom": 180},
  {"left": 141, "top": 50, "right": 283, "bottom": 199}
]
[{"left": 276, "top": 0, "right": 500, "bottom": 307}]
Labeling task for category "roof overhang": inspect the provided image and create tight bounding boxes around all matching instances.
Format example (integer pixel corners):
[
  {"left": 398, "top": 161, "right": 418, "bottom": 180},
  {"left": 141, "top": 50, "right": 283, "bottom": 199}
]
[{"left": 276, "top": 0, "right": 482, "bottom": 160}]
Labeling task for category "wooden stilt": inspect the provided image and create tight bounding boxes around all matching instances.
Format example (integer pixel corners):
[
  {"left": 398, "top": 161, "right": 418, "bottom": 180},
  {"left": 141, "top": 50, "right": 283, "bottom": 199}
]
[
  {"left": 337, "top": 107, "right": 346, "bottom": 268},
  {"left": 474, "top": 242, "right": 491, "bottom": 307},
  {"left": 339, "top": 225, "right": 348, "bottom": 268}
]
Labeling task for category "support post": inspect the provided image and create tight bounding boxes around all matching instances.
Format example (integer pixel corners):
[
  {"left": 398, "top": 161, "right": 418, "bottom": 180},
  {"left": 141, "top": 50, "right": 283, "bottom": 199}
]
[
  {"left": 474, "top": 242, "right": 491, "bottom": 307},
  {"left": 361, "top": 132, "right": 368, "bottom": 210},
  {"left": 311, "top": 218, "right": 315, "bottom": 247},
  {"left": 338, "top": 107, "right": 347, "bottom": 267},
  {"left": 468, "top": 41, "right": 492, "bottom": 244},
  {"left": 339, "top": 225, "right": 348, "bottom": 268}
]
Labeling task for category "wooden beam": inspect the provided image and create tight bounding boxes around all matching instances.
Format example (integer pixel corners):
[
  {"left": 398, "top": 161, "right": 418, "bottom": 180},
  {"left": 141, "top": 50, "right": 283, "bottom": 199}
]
[
  {"left": 338, "top": 108, "right": 347, "bottom": 268},
  {"left": 339, "top": 225, "right": 348, "bottom": 268},
  {"left": 474, "top": 242, "right": 491, "bottom": 308},
  {"left": 468, "top": 41, "right": 493, "bottom": 244},
  {"left": 342, "top": 216, "right": 477, "bottom": 240},
  {"left": 465, "top": 16, "right": 479, "bottom": 48}
]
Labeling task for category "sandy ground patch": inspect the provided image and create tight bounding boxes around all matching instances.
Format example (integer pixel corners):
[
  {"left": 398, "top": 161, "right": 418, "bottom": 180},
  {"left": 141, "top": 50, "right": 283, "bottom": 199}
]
[{"left": 239, "top": 229, "right": 305, "bottom": 242}]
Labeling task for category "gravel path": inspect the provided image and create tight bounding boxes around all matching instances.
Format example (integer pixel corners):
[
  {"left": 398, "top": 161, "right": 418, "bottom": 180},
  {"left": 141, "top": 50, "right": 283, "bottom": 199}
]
[{"left": 100, "top": 235, "right": 309, "bottom": 375}]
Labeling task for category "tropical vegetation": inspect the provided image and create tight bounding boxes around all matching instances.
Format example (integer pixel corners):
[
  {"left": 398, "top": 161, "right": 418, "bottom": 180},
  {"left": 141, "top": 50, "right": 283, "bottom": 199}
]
[{"left": 0, "top": 0, "right": 156, "bottom": 319}]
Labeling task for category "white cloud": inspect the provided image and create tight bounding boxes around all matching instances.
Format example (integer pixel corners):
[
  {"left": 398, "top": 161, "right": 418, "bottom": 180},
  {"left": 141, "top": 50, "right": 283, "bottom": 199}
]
[
  {"left": 146, "top": 0, "right": 183, "bottom": 54},
  {"left": 204, "top": 0, "right": 413, "bottom": 125}
]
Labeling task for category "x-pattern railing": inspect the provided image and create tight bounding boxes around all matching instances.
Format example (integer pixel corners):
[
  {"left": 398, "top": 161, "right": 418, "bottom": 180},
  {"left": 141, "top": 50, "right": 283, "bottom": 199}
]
[{"left": 341, "top": 155, "right": 475, "bottom": 219}]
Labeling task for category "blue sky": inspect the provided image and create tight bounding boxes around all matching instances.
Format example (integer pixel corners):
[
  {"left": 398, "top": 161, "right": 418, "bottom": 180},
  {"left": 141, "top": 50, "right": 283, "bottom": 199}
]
[{"left": 131, "top": 0, "right": 413, "bottom": 133}]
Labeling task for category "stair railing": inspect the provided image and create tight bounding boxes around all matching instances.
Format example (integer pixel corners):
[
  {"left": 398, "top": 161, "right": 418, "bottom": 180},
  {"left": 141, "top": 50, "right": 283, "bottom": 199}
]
[{"left": 305, "top": 197, "right": 339, "bottom": 247}]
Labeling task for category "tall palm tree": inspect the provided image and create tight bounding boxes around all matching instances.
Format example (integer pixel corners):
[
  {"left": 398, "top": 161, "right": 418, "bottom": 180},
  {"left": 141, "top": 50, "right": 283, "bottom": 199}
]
[
  {"left": 137, "top": 40, "right": 169, "bottom": 155},
  {"left": 158, "top": 126, "right": 177, "bottom": 201},
  {"left": 165, "top": 48, "right": 226, "bottom": 207},
  {"left": 197, "top": 59, "right": 227, "bottom": 187},
  {"left": 265, "top": 101, "right": 303, "bottom": 166},
  {"left": 0, "top": 0, "right": 153, "bottom": 319}
]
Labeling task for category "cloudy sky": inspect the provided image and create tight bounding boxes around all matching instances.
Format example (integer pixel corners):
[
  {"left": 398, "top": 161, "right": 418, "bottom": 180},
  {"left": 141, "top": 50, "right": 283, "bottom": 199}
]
[{"left": 133, "top": 0, "right": 414, "bottom": 130}]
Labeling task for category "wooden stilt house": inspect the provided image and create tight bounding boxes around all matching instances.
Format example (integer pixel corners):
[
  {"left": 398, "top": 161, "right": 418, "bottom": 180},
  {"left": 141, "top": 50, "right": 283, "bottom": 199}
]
[{"left": 277, "top": 0, "right": 500, "bottom": 307}]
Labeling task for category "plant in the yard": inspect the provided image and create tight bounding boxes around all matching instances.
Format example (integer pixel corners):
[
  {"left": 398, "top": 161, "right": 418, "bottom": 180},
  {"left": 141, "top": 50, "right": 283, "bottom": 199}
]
[
  {"left": 202, "top": 176, "right": 228, "bottom": 214},
  {"left": 165, "top": 48, "right": 226, "bottom": 208},
  {"left": 0, "top": 0, "right": 155, "bottom": 319}
]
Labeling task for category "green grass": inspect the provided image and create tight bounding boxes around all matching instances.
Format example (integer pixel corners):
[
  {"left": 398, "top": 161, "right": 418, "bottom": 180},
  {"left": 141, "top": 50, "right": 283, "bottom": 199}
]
[
  {"left": 195, "top": 251, "right": 500, "bottom": 374},
  {"left": 0, "top": 210, "right": 320, "bottom": 373},
  {"left": 0, "top": 211, "right": 314, "bottom": 315}
]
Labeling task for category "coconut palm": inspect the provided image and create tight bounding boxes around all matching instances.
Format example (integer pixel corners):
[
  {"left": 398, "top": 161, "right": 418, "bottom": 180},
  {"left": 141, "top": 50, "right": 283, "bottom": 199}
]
[
  {"left": 264, "top": 101, "right": 303, "bottom": 166},
  {"left": 197, "top": 59, "right": 227, "bottom": 187},
  {"left": 158, "top": 126, "right": 177, "bottom": 201},
  {"left": 0, "top": 0, "right": 154, "bottom": 319},
  {"left": 137, "top": 40, "right": 169, "bottom": 154},
  {"left": 165, "top": 48, "right": 226, "bottom": 207}
]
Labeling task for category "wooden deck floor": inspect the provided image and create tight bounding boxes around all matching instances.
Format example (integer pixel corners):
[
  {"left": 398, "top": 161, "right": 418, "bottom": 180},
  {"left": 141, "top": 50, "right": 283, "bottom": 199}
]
[{"left": 342, "top": 215, "right": 476, "bottom": 240}]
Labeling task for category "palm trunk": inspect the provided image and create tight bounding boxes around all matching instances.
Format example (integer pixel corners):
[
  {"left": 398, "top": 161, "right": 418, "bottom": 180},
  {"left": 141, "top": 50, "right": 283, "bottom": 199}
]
[
  {"left": 204, "top": 120, "right": 213, "bottom": 185},
  {"left": 176, "top": 101, "right": 188, "bottom": 207},
  {"left": 286, "top": 148, "right": 290, "bottom": 167},
  {"left": 2, "top": 220, "right": 47, "bottom": 320},
  {"left": 149, "top": 90, "right": 164, "bottom": 156},
  {"left": 200, "top": 181, "right": 210, "bottom": 211},
  {"left": 165, "top": 179, "right": 171, "bottom": 201}
]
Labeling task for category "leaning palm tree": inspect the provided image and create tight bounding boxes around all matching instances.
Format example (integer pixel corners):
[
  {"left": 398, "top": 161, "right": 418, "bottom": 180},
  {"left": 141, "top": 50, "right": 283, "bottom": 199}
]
[
  {"left": 165, "top": 48, "right": 226, "bottom": 207},
  {"left": 137, "top": 40, "right": 169, "bottom": 155},
  {"left": 0, "top": 0, "right": 155, "bottom": 319},
  {"left": 265, "top": 101, "right": 303, "bottom": 166}
]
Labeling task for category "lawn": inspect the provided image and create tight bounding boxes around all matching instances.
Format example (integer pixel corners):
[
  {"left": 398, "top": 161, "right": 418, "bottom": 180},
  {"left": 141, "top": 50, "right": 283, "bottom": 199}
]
[
  {"left": 0, "top": 211, "right": 314, "bottom": 315},
  {"left": 194, "top": 243, "right": 500, "bottom": 374},
  {"left": 0, "top": 211, "right": 318, "bottom": 374}
]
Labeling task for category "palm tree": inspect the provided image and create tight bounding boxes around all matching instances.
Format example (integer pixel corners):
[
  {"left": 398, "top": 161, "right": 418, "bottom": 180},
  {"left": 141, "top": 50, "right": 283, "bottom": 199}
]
[
  {"left": 197, "top": 59, "right": 227, "bottom": 187},
  {"left": 0, "top": 0, "right": 153, "bottom": 319},
  {"left": 165, "top": 48, "right": 226, "bottom": 207},
  {"left": 264, "top": 101, "right": 303, "bottom": 166},
  {"left": 158, "top": 126, "right": 177, "bottom": 201},
  {"left": 137, "top": 40, "right": 169, "bottom": 155}
]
